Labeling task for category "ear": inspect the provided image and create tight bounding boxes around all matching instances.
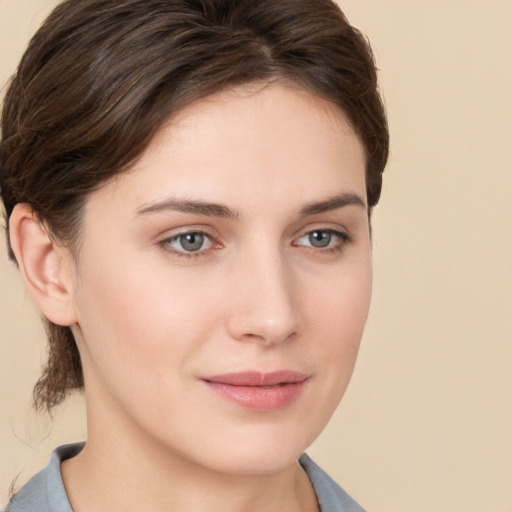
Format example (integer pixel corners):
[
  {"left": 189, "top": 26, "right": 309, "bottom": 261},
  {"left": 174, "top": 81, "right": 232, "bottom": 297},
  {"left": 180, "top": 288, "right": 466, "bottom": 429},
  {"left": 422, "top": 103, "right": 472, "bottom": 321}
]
[{"left": 9, "top": 204, "right": 78, "bottom": 326}]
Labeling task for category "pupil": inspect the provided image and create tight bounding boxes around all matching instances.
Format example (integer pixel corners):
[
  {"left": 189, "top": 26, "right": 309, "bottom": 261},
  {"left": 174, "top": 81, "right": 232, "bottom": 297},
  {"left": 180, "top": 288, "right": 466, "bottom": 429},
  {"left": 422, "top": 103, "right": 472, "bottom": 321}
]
[
  {"left": 309, "top": 231, "right": 331, "bottom": 248},
  {"left": 180, "top": 233, "right": 204, "bottom": 251}
]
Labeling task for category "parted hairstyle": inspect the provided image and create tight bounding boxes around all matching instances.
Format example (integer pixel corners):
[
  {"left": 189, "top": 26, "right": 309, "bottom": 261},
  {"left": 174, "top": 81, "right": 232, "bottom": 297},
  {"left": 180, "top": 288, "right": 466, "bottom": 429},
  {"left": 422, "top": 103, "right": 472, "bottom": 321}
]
[{"left": 0, "top": 0, "right": 389, "bottom": 412}]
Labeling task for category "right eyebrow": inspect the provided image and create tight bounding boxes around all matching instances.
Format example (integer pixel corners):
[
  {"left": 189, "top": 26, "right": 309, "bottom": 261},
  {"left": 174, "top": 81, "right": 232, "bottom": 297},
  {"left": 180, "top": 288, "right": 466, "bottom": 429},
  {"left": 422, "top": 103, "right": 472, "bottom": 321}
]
[{"left": 135, "top": 198, "right": 239, "bottom": 220}]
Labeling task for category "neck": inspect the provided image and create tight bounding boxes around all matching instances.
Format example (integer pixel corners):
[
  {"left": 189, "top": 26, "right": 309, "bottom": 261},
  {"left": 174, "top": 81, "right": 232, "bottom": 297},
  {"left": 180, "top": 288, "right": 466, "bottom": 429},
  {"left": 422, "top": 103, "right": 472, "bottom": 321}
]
[{"left": 61, "top": 399, "right": 319, "bottom": 512}]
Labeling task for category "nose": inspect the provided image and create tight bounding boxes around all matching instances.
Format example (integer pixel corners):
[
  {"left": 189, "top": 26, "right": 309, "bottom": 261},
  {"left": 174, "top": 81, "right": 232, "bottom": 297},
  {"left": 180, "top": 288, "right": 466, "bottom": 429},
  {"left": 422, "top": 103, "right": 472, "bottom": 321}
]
[{"left": 225, "top": 248, "right": 302, "bottom": 346}]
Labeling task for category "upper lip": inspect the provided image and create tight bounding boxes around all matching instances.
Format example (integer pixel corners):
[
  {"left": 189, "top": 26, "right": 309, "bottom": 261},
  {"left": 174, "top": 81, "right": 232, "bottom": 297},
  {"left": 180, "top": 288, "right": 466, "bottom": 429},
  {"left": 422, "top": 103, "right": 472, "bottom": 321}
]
[{"left": 202, "top": 371, "right": 308, "bottom": 386}]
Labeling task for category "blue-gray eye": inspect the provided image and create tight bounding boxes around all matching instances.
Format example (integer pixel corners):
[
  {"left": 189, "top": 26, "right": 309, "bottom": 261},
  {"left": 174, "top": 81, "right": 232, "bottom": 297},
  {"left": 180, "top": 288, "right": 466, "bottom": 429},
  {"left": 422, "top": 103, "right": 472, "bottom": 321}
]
[
  {"left": 159, "top": 230, "right": 215, "bottom": 257},
  {"left": 308, "top": 230, "right": 332, "bottom": 248},
  {"left": 177, "top": 232, "right": 205, "bottom": 252},
  {"left": 294, "top": 228, "right": 350, "bottom": 252}
]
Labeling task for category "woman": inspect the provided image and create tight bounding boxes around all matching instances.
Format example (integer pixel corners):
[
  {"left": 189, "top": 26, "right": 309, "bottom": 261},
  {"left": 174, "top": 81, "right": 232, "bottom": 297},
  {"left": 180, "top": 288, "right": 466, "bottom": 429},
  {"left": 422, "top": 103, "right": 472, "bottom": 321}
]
[{"left": 1, "top": 0, "right": 388, "bottom": 511}]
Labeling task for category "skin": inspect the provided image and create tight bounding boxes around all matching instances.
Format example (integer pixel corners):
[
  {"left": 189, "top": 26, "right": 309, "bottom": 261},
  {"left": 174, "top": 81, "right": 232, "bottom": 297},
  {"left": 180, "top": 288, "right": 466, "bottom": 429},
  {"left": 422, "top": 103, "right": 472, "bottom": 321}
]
[{"left": 11, "top": 83, "right": 371, "bottom": 512}]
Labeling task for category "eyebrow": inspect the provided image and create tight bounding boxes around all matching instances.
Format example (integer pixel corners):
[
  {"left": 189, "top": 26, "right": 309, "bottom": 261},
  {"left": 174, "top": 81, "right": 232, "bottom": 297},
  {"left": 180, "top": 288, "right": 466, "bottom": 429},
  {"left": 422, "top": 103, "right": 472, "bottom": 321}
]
[
  {"left": 136, "top": 198, "right": 239, "bottom": 220},
  {"left": 135, "top": 192, "right": 366, "bottom": 220},
  {"left": 298, "top": 193, "right": 366, "bottom": 216}
]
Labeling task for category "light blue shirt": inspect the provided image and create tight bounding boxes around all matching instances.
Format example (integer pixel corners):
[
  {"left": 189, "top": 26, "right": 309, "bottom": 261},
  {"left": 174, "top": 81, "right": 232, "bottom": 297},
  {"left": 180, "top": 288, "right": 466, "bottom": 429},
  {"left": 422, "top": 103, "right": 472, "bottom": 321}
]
[{"left": 4, "top": 443, "right": 365, "bottom": 512}]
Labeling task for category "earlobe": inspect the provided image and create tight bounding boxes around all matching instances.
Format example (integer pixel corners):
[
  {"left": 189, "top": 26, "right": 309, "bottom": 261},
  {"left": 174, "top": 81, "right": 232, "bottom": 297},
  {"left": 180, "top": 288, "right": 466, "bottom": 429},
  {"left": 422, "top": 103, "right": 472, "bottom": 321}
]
[{"left": 9, "top": 204, "right": 78, "bottom": 326}]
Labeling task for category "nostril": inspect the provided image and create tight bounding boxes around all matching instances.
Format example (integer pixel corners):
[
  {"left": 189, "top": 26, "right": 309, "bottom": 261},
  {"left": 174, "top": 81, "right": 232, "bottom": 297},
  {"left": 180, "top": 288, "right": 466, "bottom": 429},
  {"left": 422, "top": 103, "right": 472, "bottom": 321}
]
[{"left": 237, "top": 329, "right": 298, "bottom": 347}]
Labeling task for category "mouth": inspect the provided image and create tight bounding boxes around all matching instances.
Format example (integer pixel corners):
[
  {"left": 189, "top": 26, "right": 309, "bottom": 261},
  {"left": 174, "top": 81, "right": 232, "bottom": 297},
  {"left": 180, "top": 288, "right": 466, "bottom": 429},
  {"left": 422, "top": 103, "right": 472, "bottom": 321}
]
[{"left": 201, "top": 371, "right": 309, "bottom": 411}]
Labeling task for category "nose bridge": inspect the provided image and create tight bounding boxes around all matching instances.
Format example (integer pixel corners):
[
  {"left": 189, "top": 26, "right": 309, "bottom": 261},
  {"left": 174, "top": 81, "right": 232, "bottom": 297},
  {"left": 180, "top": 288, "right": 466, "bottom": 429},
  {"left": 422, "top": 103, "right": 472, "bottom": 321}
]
[{"left": 226, "top": 239, "right": 301, "bottom": 345}]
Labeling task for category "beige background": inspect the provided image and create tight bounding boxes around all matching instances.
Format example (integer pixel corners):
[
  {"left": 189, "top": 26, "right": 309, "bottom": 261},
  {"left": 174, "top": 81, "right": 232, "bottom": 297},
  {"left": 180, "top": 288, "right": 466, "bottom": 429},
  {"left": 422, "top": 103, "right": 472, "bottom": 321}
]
[{"left": 1, "top": 1, "right": 511, "bottom": 510}]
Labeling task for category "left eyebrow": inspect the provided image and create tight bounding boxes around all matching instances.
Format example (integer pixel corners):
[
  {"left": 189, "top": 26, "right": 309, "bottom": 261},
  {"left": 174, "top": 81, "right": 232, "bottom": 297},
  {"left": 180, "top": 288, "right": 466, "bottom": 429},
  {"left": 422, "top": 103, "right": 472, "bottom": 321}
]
[{"left": 298, "top": 193, "right": 367, "bottom": 217}]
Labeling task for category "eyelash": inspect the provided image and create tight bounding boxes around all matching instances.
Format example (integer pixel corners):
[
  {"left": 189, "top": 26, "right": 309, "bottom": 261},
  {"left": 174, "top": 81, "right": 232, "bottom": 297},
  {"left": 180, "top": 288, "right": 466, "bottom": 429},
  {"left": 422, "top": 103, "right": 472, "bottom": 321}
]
[{"left": 158, "top": 228, "right": 352, "bottom": 260}]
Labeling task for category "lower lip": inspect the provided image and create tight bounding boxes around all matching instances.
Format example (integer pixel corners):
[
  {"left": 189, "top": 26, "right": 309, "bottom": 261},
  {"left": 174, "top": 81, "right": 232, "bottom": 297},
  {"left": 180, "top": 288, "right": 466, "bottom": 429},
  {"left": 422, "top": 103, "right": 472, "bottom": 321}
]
[{"left": 203, "top": 380, "right": 307, "bottom": 411}]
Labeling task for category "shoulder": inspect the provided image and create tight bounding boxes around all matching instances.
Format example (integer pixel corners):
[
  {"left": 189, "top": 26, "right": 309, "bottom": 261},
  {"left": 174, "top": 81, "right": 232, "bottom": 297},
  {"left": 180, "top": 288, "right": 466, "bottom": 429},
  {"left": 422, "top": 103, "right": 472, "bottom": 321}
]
[
  {"left": 299, "top": 454, "right": 366, "bottom": 512},
  {"left": 3, "top": 443, "right": 84, "bottom": 512}
]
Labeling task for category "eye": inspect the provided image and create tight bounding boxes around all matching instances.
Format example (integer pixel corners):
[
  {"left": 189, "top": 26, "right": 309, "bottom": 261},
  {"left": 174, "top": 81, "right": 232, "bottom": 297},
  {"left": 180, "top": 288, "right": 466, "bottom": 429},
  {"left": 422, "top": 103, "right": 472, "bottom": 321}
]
[
  {"left": 294, "top": 228, "right": 351, "bottom": 252},
  {"left": 306, "top": 230, "right": 333, "bottom": 248},
  {"left": 160, "top": 230, "right": 216, "bottom": 256}
]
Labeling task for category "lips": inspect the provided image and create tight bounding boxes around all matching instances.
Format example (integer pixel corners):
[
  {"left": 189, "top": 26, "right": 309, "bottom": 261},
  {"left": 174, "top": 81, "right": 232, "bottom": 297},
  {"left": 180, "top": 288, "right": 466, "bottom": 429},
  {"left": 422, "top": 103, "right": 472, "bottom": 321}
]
[{"left": 202, "top": 371, "right": 309, "bottom": 411}]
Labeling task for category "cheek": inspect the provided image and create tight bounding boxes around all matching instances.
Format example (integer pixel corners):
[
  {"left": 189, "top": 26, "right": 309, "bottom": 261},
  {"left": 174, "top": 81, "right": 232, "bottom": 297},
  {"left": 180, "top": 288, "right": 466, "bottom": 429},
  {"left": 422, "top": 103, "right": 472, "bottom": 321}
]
[
  {"left": 71, "top": 251, "right": 220, "bottom": 391},
  {"left": 288, "top": 258, "right": 372, "bottom": 448},
  {"left": 303, "top": 256, "right": 372, "bottom": 382},
  {"left": 306, "top": 258, "right": 372, "bottom": 338}
]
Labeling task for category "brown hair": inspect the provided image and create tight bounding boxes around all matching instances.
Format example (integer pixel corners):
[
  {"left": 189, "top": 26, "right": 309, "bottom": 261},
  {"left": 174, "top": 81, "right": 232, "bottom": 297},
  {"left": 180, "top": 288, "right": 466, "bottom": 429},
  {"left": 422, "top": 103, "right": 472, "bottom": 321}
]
[{"left": 0, "top": 0, "right": 389, "bottom": 412}]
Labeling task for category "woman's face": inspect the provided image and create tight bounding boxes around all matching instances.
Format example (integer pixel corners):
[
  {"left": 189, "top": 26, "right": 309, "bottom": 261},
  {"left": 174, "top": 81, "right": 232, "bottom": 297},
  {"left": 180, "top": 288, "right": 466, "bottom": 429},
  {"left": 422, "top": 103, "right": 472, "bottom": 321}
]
[{"left": 68, "top": 83, "right": 371, "bottom": 474}]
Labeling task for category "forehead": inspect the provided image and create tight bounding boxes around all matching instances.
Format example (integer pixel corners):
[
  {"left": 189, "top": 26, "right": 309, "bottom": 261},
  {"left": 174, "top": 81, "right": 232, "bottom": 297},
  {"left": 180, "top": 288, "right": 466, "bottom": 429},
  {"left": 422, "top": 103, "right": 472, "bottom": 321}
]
[{"left": 88, "top": 83, "right": 367, "bottom": 219}]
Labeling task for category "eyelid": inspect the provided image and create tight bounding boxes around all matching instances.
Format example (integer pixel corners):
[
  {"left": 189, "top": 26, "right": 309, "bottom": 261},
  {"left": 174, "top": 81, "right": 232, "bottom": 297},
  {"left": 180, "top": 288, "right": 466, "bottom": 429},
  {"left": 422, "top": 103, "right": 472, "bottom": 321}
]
[
  {"left": 156, "top": 224, "right": 220, "bottom": 244},
  {"left": 292, "top": 222, "right": 351, "bottom": 240}
]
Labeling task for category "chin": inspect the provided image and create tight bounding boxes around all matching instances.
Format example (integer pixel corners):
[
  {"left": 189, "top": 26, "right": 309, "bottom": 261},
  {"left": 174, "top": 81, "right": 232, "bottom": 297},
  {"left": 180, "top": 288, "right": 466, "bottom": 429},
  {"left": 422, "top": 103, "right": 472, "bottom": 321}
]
[
  {"left": 180, "top": 422, "right": 321, "bottom": 477},
  {"left": 203, "top": 448, "right": 302, "bottom": 476}
]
